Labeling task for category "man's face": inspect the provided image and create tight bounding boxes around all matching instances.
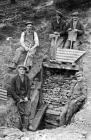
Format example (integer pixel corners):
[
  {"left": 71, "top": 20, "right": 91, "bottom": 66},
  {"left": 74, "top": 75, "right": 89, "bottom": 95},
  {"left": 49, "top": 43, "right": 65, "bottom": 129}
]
[
  {"left": 18, "top": 67, "right": 26, "bottom": 75},
  {"left": 72, "top": 16, "right": 78, "bottom": 22},
  {"left": 26, "top": 24, "right": 33, "bottom": 32},
  {"left": 56, "top": 14, "right": 60, "bottom": 21},
  {"left": 77, "top": 75, "right": 83, "bottom": 82}
]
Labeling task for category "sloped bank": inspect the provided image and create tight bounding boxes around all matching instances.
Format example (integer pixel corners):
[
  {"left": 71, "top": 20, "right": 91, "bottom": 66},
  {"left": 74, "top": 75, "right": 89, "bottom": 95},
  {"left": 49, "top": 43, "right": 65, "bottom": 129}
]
[{"left": 0, "top": 2, "right": 91, "bottom": 140}]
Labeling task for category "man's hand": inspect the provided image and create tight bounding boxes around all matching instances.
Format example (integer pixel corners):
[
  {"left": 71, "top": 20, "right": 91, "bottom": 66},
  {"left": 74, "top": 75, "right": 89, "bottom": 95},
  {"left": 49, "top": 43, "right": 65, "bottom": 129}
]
[
  {"left": 67, "top": 28, "right": 72, "bottom": 32},
  {"left": 54, "top": 31, "right": 60, "bottom": 35},
  {"left": 24, "top": 97, "right": 28, "bottom": 102},
  {"left": 19, "top": 99, "right": 24, "bottom": 103},
  {"left": 25, "top": 47, "right": 29, "bottom": 51},
  {"left": 74, "top": 29, "right": 78, "bottom": 32}
]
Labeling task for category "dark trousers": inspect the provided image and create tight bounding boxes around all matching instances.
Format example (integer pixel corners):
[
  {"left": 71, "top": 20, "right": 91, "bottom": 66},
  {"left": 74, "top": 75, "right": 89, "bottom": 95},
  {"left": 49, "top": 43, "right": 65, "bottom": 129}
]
[
  {"left": 59, "top": 97, "right": 85, "bottom": 126},
  {"left": 17, "top": 90, "right": 39, "bottom": 129}
]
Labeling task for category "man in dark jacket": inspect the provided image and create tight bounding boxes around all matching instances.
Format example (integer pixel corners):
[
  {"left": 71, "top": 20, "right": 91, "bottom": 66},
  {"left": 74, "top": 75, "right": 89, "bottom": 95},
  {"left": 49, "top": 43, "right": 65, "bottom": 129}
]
[
  {"left": 50, "top": 10, "right": 66, "bottom": 60},
  {"left": 11, "top": 65, "right": 31, "bottom": 131},
  {"left": 51, "top": 10, "right": 66, "bottom": 34},
  {"left": 59, "top": 71, "right": 87, "bottom": 126},
  {"left": 64, "top": 12, "right": 84, "bottom": 50}
]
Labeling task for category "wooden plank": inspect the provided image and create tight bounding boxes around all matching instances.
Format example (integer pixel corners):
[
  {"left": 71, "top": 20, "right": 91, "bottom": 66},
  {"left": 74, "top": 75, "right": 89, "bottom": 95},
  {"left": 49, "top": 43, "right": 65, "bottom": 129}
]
[
  {"left": 29, "top": 104, "right": 47, "bottom": 131},
  {"left": 43, "top": 62, "right": 79, "bottom": 70},
  {"left": 0, "top": 95, "right": 7, "bottom": 99},
  {"left": 57, "top": 48, "right": 85, "bottom": 53},
  {"left": 0, "top": 96, "right": 7, "bottom": 101},
  {"left": 56, "top": 49, "right": 85, "bottom": 63},
  {"left": 0, "top": 94, "right": 7, "bottom": 98},
  {"left": 0, "top": 89, "right": 7, "bottom": 101},
  {"left": 56, "top": 49, "right": 85, "bottom": 56},
  {"left": 44, "top": 119, "right": 59, "bottom": 126},
  {"left": 0, "top": 89, "right": 7, "bottom": 93},
  {"left": 46, "top": 109, "right": 60, "bottom": 115},
  {"left": 0, "top": 92, "right": 7, "bottom": 95}
]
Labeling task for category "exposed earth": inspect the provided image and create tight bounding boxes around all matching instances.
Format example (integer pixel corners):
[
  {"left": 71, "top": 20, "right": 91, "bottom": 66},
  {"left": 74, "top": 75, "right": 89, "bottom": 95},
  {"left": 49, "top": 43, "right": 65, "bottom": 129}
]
[{"left": 0, "top": 0, "right": 91, "bottom": 140}]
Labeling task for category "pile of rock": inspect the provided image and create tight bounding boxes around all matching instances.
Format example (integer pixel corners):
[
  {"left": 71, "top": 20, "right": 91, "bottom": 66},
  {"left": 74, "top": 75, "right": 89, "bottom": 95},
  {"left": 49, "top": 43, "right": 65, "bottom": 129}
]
[{"left": 41, "top": 70, "right": 76, "bottom": 128}]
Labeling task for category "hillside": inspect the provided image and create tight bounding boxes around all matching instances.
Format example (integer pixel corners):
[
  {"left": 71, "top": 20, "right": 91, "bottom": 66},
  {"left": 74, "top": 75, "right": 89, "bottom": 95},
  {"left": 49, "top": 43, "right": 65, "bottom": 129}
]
[{"left": 0, "top": 0, "right": 91, "bottom": 140}]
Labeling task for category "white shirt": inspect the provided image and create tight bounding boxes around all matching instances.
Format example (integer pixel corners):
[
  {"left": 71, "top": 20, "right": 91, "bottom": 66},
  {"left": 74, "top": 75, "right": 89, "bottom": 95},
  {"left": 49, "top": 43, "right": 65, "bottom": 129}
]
[{"left": 20, "top": 31, "right": 39, "bottom": 51}]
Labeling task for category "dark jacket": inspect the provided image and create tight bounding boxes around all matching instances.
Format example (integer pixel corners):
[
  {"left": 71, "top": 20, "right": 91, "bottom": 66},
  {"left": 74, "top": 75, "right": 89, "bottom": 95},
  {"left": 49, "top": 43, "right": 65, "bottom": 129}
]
[
  {"left": 51, "top": 18, "right": 66, "bottom": 36},
  {"left": 70, "top": 80, "right": 87, "bottom": 101},
  {"left": 11, "top": 74, "right": 30, "bottom": 102},
  {"left": 66, "top": 19, "right": 84, "bottom": 37}
]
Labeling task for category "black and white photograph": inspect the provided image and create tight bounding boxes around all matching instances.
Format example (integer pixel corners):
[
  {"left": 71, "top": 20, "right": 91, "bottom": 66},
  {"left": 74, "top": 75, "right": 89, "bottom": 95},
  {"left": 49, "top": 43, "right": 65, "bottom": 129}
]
[{"left": 0, "top": 0, "right": 90, "bottom": 139}]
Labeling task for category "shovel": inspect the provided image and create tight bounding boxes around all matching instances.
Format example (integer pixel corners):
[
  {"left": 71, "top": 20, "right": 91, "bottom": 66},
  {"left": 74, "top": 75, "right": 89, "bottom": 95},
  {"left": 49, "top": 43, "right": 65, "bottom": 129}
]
[
  {"left": 68, "top": 29, "right": 77, "bottom": 49},
  {"left": 23, "top": 44, "right": 33, "bottom": 66}
]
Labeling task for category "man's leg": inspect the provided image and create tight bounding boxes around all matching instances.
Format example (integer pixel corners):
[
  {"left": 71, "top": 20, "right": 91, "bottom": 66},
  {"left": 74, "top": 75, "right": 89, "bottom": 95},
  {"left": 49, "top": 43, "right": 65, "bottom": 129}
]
[
  {"left": 26, "top": 48, "right": 36, "bottom": 68},
  {"left": 17, "top": 102, "right": 29, "bottom": 131},
  {"left": 13, "top": 47, "right": 26, "bottom": 64},
  {"left": 50, "top": 38, "right": 56, "bottom": 60},
  {"left": 9, "top": 47, "right": 26, "bottom": 68},
  {"left": 59, "top": 104, "right": 68, "bottom": 126},
  {"left": 65, "top": 98, "right": 84, "bottom": 125},
  {"left": 56, "top": 37, "right": 64, "bottom": 49},
  {"left": 64, "top": 40, "right": 71, "bottom": 49},
  {"left": 73, "top": 40, "right": 80, "bottom": 50},
  {"left": 21, "top": 115, "right": 29, "bottom": 132}
]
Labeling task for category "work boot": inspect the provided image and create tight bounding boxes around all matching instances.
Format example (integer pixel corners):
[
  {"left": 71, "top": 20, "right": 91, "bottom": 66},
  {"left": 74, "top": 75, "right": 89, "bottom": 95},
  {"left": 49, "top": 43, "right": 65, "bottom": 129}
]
[
  {"left": 29, "top": 124, "right": 34, "bottom": 131},
  {"left": 22, "top": 128, "right": 27, "bottom": 132},
  {"left": 72, "top": 62, "right": 76, "bottom": 67},
  {"left": 8, "top": 62, "right": 16, "bottom": 69}
]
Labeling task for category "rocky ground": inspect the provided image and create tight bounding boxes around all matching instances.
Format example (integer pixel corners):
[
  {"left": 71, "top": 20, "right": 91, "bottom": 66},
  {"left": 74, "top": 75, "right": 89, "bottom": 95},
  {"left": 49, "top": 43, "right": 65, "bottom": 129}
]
[{"left": 0, "top": 0, "right": 91, "bottom": 140}]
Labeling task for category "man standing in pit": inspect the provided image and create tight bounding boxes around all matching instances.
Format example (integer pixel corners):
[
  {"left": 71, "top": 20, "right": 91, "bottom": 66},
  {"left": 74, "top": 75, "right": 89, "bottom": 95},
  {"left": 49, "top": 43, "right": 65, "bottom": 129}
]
[
  {"left": 10, "top": 65, "right": 39, "bottom": 131},
  {"left": 64, "top": 11, "right": 84, "bottom": 50},
  {"left": 9, "top": 22, "right": 39, "bottom": 69},
  {"left": 50, "top": 10, "right": 66, "bottom": 60},
  {"left": 59, "top": 71, "right": 87, "bottom": 126}
]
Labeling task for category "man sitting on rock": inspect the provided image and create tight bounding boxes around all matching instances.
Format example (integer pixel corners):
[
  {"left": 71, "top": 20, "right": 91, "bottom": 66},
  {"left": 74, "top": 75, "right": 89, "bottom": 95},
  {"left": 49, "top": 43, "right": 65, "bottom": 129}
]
[
  {"left": 10, "top": 65, "right": 39, "bottom": 131},
  {"left": 59, "top": 71, "right": 87, "bottom": 126},
  {"left": 9, "top": 22, "right": 39, "bottom": 69},
  {"left": 50, "top": 10, "right": 66, "bottom": 60},
  {"left": 64, "top": 11, "right": 84, "bottom": 50}
]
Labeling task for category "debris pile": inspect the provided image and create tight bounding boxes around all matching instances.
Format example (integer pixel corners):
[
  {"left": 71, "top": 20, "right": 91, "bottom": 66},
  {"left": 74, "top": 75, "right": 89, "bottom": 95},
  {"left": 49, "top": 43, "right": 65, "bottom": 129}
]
[
  {"left": 41, "top": 69, "right": 76, "bottom": 128},
  {"left": 6, "top": 98, "right": 20, "bottom": 128}
]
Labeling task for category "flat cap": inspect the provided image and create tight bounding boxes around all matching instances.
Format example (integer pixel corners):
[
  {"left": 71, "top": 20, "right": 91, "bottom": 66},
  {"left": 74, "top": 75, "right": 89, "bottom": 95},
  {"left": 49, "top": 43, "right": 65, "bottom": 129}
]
[
  {"left": 56, "top": 10, "right": 63, "bottom": 17},
  {"left": 17, "top": 64, "right": 27, "bottom": 70},
  {"left": 75, "top": 71, "right": 83, "bottom": 77},
  {"left": 72, "top": 11, "right": 79, "bottom": 16},
  {"left": 26, "top": 21, "right": 33, "bottom": 26}
]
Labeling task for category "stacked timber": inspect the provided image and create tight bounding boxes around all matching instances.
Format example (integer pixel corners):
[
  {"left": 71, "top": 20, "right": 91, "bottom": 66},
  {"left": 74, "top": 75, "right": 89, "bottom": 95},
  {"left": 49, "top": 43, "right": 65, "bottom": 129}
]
[
  {"left": 0, "top": 89, "right": 7, "bottom": 127},
  {"left": 0, "top": 89, "right": 7, "bottom": 102},
  {"left": 42, "top": 70, "right": 76, "bottom": 128}
]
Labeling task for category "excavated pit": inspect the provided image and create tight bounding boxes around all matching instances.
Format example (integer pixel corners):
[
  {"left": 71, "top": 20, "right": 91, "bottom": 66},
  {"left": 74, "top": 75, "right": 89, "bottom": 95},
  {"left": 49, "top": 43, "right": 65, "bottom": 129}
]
[{"left": 32, "top": 66, "right": 80, "bottom": 130}]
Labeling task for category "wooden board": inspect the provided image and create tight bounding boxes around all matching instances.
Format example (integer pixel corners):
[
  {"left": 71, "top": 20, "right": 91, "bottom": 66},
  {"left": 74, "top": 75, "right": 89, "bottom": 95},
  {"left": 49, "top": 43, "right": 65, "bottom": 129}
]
[
  {"left": 0, "top": 89, "right": 7, "bottom": 101},
  {"left": 43, "top": 61, "right": 79, "bottom": 70},
  {"left": 56, "top": 48, "right": 85, "bottom": 63},
  {"left": 29, "top": 104, "right": 47, "bottom": 131}
]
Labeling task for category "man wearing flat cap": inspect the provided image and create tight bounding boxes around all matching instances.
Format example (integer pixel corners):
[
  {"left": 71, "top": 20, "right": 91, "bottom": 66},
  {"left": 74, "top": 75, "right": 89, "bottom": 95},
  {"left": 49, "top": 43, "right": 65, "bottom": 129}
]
[
  {"left": 9, "top": 22, "right": 39, "bottom": 69},
  {"left": 50, "top": 10, "right": 66, "bottom": 60},
  {"left": 10, "top": 65, "right": 40, "bottom": 131},
  {"left": 51, "top": 10, "right": 66, "bottom": 33},
  {"left": 10, "top": 65, "right": 30, "bottom": 131},
  {"left": 64, "top": 11, "right": 84, "bottom": 50},
  {"left": 59, "top": 71, "right": 87, "bottom": 126}
]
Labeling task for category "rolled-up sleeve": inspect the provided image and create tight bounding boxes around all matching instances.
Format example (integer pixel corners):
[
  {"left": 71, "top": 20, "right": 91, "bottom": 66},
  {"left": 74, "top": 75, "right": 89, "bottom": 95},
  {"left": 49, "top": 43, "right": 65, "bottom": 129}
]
[
  {"left": 20, "top": 32, "right": 28, "bottom": 51},
  {"left": 20, "top": 32, "right": 25, "bottom": 47}
]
